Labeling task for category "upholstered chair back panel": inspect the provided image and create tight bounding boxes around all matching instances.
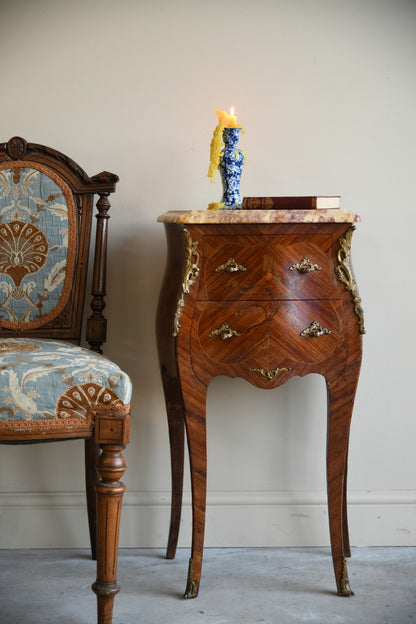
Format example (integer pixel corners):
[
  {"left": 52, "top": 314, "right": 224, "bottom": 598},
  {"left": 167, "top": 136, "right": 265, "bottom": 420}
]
[{"left": 0, "top": 158, "right": 93, "bottom": 342}]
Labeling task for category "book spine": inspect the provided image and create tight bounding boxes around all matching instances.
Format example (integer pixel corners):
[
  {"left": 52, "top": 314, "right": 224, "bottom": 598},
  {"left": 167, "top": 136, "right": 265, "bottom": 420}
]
[
  {"left": 242, "top": 197, "right": 314, "bottom": 210},
  {"left": 242, "top": 196, "right": 340, "bottom": 210}
]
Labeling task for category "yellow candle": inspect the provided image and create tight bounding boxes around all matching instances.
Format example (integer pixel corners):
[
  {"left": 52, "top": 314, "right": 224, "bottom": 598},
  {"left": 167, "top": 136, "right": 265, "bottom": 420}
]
[{"left": 216, "top": 106, "right": 240, "bottom": 127}]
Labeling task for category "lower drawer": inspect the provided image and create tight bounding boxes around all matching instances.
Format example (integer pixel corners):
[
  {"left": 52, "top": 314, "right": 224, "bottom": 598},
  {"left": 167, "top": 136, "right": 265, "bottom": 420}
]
[{"left": 192, "top": 299, "right": 345, "bottom": 366}]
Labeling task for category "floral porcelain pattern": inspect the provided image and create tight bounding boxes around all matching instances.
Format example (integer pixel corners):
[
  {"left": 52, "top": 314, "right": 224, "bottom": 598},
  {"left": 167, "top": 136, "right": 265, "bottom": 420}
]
[
  {"left": 0, "top": 165, "right": 75, "bottom": 329},
  {"left": 0, "top": 338, "right": 132, "bottom": 424},
  {"left": 218, "top": 127, "right": 244, "bottom": 209}
]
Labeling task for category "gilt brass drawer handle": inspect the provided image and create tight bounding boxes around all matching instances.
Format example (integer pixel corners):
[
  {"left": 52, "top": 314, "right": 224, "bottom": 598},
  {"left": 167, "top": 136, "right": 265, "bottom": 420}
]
[
  {"left": 300, "top": 320, "right": 331, "bottom": 338},
  {"left": 289, "top": 257, "right": 322, "bottom": 274},
  {"left": 215, "top": 257, "right": 247, "bottom": 273},
  {"left": 208, "top": 323, "right": 241, "bottom": 340},
  {"left": 248, "top": 366, "right": 290, "bottom": 381}
]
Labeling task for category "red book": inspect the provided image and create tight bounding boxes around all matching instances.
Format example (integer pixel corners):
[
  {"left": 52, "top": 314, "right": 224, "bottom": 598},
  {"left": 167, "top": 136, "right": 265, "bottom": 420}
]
[{"left": 242, "top": 196, "right": 340, "bottom": 210}]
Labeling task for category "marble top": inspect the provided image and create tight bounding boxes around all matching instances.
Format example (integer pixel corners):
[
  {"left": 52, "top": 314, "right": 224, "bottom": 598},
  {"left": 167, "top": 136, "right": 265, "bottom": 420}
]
[{"left": 157, "top": 209, "right": 360, "bottom": 224}]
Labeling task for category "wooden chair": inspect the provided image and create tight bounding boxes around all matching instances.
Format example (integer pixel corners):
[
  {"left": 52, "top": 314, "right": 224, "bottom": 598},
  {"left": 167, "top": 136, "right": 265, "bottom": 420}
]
[{"left": 0, "top": 136, "right": 131, "bottom": 624}]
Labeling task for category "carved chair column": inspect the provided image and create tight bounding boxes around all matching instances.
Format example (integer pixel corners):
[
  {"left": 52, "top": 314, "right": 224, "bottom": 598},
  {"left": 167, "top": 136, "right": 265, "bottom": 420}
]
[
  {"left": 87, "top": 192, "right": 111, "bottom": 354},
  {"left": 85, "top": 190, "right": 112, "bottom": 560}
]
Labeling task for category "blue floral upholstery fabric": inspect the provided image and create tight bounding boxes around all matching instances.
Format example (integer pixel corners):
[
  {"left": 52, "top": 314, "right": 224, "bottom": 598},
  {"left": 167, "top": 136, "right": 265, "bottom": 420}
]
[
  {"left": 0, "top": 338, "right": 132, "bottom": 433},
  {"left": 0, "top": 164, "right": 75, "bottom": 331}
]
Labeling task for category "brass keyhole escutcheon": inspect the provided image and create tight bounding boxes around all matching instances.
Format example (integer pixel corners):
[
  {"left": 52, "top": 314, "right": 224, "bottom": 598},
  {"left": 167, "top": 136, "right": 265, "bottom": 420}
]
[{"left": 248, "top": 366, "right": 290, "bottom": 381}]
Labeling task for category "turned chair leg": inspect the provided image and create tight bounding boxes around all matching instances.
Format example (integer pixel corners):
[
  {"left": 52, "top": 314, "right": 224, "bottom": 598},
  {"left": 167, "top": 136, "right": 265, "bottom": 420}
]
[
  {"left": 85, "top": 437, "right": 100, "bottom": 560},
  {"left": 92, "top": 444, "right": 127, "bottom": 624}
]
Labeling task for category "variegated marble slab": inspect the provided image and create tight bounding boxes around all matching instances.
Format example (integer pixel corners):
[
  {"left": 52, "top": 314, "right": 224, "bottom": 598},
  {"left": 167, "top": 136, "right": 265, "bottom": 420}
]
[{"left": 157, "top": 209, "right": 359, "bottom": 224}]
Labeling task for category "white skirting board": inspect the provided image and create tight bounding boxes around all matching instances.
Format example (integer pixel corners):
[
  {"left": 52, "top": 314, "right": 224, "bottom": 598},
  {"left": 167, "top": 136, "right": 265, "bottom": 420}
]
[{"left": 0, "top": 490, "right": 414, "bottom": 549}]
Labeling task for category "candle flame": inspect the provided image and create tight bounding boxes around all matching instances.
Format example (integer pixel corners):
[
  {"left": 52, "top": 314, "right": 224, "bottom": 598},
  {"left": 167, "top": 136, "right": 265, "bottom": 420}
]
[{"left": 230, "top": 106, "right": 235, "bottom": 115}]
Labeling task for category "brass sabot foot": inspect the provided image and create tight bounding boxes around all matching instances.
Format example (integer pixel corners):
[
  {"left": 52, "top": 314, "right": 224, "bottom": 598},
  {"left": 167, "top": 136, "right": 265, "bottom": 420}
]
[
  {"left": 183, "top": 558, "right": 199, "bottom": 599},
  {"left": 338, "top": 557, "right": 354, "bottom": 596},
  {"left": 184, "top": 579, "right": 199, "bottom": 599}
]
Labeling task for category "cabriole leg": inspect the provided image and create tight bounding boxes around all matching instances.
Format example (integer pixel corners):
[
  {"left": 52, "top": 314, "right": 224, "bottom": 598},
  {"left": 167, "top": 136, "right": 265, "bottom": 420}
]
[
  {"left": 162, "top": 372, "right": 185, "bottom": 560},
  {"left": 342, "top": 444, "right": 351, "bottom": 558},
  {"left": 183, "top": 378, "right": 208, "bottom": 599},
  {"left": 326, "top": 362, "right": 360, "bottom": 597}
]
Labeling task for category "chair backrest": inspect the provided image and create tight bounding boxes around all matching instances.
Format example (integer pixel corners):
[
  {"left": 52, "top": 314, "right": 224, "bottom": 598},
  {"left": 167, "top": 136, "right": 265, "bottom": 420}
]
[{"left": 0, "top": 136, "right": 118, "bottom": 352}]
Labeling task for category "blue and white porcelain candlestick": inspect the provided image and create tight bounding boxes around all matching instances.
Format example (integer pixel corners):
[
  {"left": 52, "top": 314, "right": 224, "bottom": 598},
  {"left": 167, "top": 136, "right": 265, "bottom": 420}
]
[{"left": 218, "top": 127, "right": 244, "bottom": 209}]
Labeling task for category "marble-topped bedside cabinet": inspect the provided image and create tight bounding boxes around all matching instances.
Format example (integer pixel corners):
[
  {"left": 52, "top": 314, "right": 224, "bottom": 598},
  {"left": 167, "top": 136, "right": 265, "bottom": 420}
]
[{"left": 156, "top": 209, "right": 365, "bottom": 599}]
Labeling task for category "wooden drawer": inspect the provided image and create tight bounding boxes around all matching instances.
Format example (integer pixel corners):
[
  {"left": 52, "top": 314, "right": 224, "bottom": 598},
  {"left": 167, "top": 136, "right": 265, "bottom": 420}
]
[
  {"left": 199, "top": 234, "right": 336, "bottom": 301},
  {"left": 193, "top": 299, "right": 344, "bottom": 366}
]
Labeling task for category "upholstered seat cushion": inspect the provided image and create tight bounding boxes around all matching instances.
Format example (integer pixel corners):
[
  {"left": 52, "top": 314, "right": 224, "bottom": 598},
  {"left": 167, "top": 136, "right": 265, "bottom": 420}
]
[{"left": 0, "top": 338, "right": 131, "bottom": 433}]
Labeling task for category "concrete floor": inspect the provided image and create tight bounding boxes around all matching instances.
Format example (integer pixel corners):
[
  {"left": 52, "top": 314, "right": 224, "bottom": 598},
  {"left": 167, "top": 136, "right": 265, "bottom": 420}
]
[{"left": 0, "top": 547, "right": 415, "bottom": 624}]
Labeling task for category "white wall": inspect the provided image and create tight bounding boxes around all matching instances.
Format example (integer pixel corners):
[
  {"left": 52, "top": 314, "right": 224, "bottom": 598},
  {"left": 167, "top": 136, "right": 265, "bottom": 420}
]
[{"left": 0, "top": 0, "right": 415, "bottom": 549}]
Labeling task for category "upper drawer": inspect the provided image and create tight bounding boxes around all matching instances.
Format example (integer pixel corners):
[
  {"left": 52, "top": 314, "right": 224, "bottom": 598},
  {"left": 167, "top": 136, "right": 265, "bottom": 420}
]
[{"left": 199, "top": 234, "right": 336, "bottom": 300}]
